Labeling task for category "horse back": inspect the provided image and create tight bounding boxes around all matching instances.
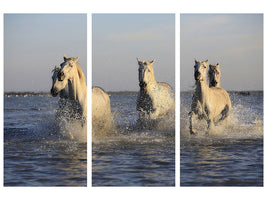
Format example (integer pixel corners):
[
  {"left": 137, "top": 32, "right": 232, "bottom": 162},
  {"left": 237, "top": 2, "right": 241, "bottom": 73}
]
[
  {"left": 158, "top": 82, "right": 173, "bottom": 90},
  {"left": 92, "top": 87, "right": 111, "bottom": 116},
  {"left": 208, "top": 87, "right": 232, "bottom": 111}
]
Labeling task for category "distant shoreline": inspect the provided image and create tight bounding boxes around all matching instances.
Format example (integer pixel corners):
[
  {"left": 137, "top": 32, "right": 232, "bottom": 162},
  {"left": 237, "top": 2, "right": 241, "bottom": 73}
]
[
  {"left": 181, "top": 90, "right": 263, "bottom": 95},
  {"left": 3, "top": 91, "right": 139, "bottom": 96},
  {"left": 4, "top": 90, "right": 263, "bottom": 96},
  {"left": 4, "top": 92, "right": 51, "bottom": 96}
]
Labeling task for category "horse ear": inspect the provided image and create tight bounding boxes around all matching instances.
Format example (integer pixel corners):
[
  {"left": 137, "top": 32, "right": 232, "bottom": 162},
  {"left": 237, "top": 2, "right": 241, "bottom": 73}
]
[
  {"left": 150, "top": 59, "right": 155, "bottom": 64},
  {"left": 216, "top": 63, "right": 219, "bottom": 66},
  {"left": 204, "top": 60, "right": 209, "bottom": 66},
  {"left": 137, "top": 58, "right": 140, "bottom": 63},
  {"left": 64, "top": 54, "right": 67, "bottom": 61},
  {"left": 74, "top": 57, "right": 79, "bottom": 62},
  {"left": 194, "top": 59, "right": 198, "bottom": 64}
]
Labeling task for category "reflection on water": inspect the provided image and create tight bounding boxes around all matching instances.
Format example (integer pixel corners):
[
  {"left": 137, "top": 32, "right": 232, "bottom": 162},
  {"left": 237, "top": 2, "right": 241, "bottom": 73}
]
[
  {"left": 5, "top": 136, "right": 87, "bottom": 186},
  {"left": 181, "top": 139, "right": 263, "bottom": 186},
  {"left": 4, "top": 95, "right": 87, "bottom": 186},
  {"left": 93, "top": 134, "right": 175, "bottom": 186}
]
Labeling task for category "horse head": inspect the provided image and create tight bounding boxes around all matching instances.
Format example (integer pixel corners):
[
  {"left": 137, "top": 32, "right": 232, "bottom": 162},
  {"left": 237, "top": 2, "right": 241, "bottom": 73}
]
[
  {"left": 194, "top": 59, "right": 209, "bottom": 81},
  {"left": 59, "top": 55, "right": 79, "bottom": 81},
  {"left": 50, "top": 55, "right": 79, "bottom": 97},
  {"left": 50, "top": 66, "right": 62, "bottom": 97},
  {"left": 208, "top": 63, "right": 221, "bottom": 87},
  {"left": 137, "top": 58, "right": 155, "bottom": 88}
]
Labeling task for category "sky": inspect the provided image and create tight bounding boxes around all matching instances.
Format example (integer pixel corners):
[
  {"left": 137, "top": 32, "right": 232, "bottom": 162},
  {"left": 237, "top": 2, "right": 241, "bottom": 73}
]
[
  {"left": 4, "top": 14, "right": 87, "bottom": 92},
  {"left": 181, "top": 14, "right": 263, "bottom": 92},
  {"left": 92, "top": 14, "right": 175, "bottom": 92}
]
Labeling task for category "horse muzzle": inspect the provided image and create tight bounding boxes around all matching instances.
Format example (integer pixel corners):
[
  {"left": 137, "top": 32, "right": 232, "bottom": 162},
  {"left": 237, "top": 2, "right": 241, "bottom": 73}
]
[
  {"left": 139, "top": 82, "right": 147, "bottom": 88},
  {"left": 210, "top": 79, "right": 217, "bottom": 86},
  {"left": 50, "top": 88, "right": 58, "bottom": 97},
  {"left": 194, "top": 71, "right": 201, "bottom": 80}
]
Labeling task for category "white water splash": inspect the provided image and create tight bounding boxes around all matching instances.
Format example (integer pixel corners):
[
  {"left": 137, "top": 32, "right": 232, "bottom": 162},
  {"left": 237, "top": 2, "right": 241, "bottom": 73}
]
[{"left": 181, "top": 102, "right": 263, "bottom": 142}]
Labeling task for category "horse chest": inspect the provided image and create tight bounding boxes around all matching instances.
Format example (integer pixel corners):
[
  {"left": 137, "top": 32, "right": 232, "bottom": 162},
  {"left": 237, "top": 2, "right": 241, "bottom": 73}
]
[{"left": 137, "top": 90, "right": 155, "bottom": 114}]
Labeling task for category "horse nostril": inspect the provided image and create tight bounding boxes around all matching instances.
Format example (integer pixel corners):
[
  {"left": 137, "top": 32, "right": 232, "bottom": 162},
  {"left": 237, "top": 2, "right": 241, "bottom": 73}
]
[
  {"left": 139, "top": 82, "right": 147, "bottom": 88},
  {"left": 51, "top": 88, "right": 58, "bottom": 97}
]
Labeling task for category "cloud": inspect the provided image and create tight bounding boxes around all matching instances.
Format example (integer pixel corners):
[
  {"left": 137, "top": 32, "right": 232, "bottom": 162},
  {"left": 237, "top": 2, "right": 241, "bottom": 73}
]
[
  {"left": 181, "top": 14, "right": 231, "bottom": 34},
  {"left": 106, "top": 25, "right": 173, "bottom": 42}
]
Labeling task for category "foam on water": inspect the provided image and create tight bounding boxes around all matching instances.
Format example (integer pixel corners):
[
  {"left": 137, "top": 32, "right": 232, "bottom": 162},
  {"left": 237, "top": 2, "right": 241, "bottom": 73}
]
[
  {"left": 30, "top": 110, "right": 87, "bottom": 144},
  {"left": 180, "top": 98, "right": 263, "bottom": 144},
  {"left": 92, "top": 109, "right": 175, "bottom": 145}
]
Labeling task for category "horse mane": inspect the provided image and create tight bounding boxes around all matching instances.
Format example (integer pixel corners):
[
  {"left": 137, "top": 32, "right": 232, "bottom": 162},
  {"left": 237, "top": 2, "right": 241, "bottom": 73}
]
[
  {"left": 75, "top": 62, "right": 86, "bottom": 83},
  {"left": 52, "top": 66, "right": 60, "bottom": 73}
]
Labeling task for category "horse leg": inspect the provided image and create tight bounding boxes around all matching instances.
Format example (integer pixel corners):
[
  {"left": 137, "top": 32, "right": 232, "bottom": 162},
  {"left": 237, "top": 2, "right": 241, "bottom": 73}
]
[
  {"left": 216, "top": 105, "right": 230, "bottom": 124},
  {"left": 206, "top": 118, "right": 215, "bottom": 134},
  {"left": 189, "top": 111, "right": 197, "bottom": 135}
]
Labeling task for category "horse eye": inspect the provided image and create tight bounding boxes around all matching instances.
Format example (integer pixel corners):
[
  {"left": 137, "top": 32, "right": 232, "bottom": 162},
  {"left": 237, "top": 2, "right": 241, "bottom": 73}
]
[{"left": 57, "top": 72, "right": 64, "bottom": 81}]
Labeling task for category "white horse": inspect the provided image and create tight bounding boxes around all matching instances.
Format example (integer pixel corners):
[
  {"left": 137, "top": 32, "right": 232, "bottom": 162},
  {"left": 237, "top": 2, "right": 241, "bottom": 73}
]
[
  {"left": 51, "top": 66, "right": 69, "bottom": 118},
  {"left": 208, "top": 63, "right": 221, "bottom": 87},
  {"left": 51, "top": 55, "right": 87, "bottom": 121},
  {"left": 189, "top": 59, "right": 231, "bottom": 135},
  {"left": 136, "top": 58, "right": 175, "bottom": 128},
  {"left": 92, "top": 87, "right": 112, "bottom": 135}
]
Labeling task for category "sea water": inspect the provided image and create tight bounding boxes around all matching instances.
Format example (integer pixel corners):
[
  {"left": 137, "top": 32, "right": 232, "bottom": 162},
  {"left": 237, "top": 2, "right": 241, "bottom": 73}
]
[
  {"left": 92, "top": 93, "right": 175, "bottom": 186},
  {"left": 180, "top": 91, "right": 263, "bottom": 186},
  {"left": 4, "top": 94, "right": 87, "bottom": 186}
]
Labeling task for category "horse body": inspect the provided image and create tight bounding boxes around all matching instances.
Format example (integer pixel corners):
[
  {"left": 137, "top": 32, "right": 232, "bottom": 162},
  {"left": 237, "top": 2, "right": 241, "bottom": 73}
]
[
  {"left": 51, "top": 55, "right": 87, "bottom": 121},
  {"left": 92, "top": 87, "right": 111, "bottom": 133},
  {"left": 136, "top": 58, "right": 174, "bottom": 124},
  {"left": 189, "top": 59, "right": 231, "bottom": 135}
]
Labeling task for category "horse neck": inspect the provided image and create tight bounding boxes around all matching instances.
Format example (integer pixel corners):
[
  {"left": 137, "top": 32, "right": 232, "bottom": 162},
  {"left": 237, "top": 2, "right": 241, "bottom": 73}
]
[
  {"left": 150, "top": 71, "right": 156, "bottom": 83},
  {"left": 68, "top": 68, "right": 86, "bottom": 102},
  {"left": 209, "top": 78, "right": 221, "bottom": 87},
  {"left": 146, "top": 72, "right": 157, "bottom": 88},
  {"left": 195, "top": 79, "right": 209, "bottom": 101}
]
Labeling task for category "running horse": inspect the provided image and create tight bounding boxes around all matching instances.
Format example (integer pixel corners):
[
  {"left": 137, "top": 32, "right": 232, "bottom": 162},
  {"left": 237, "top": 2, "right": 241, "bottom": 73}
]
[
  {"left": 51, "top": 55, "right": 87, "bottom": 122},
  {"left": 136, "top": 58, "right": 175, "bottom": 128},
  {"left": 189, "top": 59, "right": 231, "bottom": 135}
]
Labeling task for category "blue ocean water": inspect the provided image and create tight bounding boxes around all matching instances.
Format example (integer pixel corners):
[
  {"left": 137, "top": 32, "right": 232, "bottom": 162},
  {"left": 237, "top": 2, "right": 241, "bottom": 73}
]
[
  {"left": 92, "top": 93, "right": 175, "bottom": 186},
  {"left": 180, "top": 91, "right": 263, "bottom": 186},
  {"left": 4, "top": 95, "right": 87, "bottom": 186}
]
